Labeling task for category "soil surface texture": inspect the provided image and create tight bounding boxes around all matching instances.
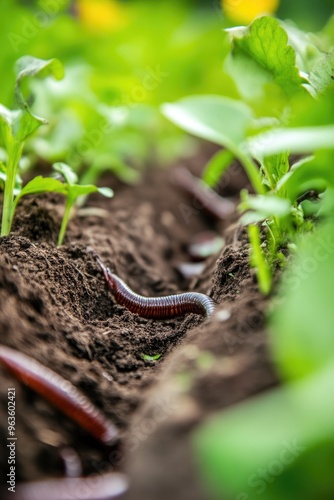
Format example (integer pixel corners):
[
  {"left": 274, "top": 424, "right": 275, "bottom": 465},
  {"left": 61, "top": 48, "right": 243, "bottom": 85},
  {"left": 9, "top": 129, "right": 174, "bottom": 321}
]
[{"left": 0, "top": 153, "right": 279, "bottom": 499}]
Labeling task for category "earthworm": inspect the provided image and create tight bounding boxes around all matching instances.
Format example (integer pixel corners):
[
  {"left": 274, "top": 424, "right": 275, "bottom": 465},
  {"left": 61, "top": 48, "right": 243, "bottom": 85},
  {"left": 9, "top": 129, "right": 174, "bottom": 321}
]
[
  {"left": 174, "top": 166, "right": 236, "bottom": 220},
  {"left": 3, "top": 473, "right": 128, "bottom": 500},
  {"left": 0, "top": 346, "right": 118, "bottom": 445},
  {"left": 97, "top": 259, "right": 215, "bottom": 318}
]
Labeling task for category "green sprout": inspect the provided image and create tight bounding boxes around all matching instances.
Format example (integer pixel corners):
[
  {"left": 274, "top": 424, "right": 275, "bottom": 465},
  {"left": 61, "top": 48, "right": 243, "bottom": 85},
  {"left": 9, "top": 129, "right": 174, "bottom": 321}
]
[
  {"left": 141, "top": 353, "right": 162, "bottom": 361},
  {"left": 0, "top": 56, "right": 64, "bottom": 236},
  {"left": 52, "top": 162, "right": 113, "bottom": 246}
]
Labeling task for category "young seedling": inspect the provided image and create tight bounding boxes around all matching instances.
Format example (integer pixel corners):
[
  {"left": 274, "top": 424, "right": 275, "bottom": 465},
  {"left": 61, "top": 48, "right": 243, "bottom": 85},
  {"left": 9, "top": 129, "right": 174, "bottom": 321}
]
[
  {"left": 53, "top": 162, "right": 113, "bottom": 246},
  {"left": 0, "top": 56, "right": 64, "bottom": 236}
]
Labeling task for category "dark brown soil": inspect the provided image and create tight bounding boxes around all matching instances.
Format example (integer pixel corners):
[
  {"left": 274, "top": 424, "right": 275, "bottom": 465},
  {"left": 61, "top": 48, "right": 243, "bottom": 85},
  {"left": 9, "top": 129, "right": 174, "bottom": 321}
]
[{"left": 0, "top": 156, "right": 279, "bottom": 499}]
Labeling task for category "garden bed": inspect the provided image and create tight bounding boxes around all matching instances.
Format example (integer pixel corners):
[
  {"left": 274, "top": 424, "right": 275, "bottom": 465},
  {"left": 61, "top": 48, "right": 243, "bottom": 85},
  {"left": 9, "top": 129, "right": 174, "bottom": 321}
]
[{"left": 0, "top": 157, "right": 279, "bottom": 499}]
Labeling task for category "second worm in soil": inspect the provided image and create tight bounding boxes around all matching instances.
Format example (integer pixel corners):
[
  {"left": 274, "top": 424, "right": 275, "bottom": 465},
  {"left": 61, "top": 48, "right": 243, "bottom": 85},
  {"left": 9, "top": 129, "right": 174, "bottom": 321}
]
[
  {"left": 98, "top": 259, "right": 215, "bottom": 319},
  {"left": 0, "top": 345, "right": 118, "bottom": 445}
]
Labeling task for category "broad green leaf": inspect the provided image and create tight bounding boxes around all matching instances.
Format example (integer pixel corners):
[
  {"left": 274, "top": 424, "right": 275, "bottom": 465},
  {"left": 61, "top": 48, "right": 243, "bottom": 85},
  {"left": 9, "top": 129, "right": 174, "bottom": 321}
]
[
  {"left": 15, "top": 56, "right": 64, "bottom": 108},
  {"left": 226, "top": 17, "right": 302, "bottom": 98},
  {"left": 270, "top": 220, "right": 334, "bottom": 380},
  {"left": 53, "top": 162, "right": 78, "bottom": 185},
  {"left": 202, "top": 149, "right": 234, "bottom": 188},
  {"left": 162, "top": 95, "right": 253, "bottom": 151},
  {"left": 194, "top": 361, "right": 334, "bottom": 500},
  {"left": 247, "top": 126, "right": 334, "bottom": 159},
  {"left": 16, "top": 176, "right": 67, "bottom": 200},
  {"left": 0, "top": 104, "right": 47, "bottom": 144}
]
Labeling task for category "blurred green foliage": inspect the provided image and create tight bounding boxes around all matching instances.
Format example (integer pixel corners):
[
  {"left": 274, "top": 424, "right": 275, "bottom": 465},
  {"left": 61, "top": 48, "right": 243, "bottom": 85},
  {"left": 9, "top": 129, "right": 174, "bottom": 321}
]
[
  {"left": 194, "top": 219, "right": 334, "bottom": 500},
  {"left": 0, "top": 0, "right": 236, "bottom": 175}
]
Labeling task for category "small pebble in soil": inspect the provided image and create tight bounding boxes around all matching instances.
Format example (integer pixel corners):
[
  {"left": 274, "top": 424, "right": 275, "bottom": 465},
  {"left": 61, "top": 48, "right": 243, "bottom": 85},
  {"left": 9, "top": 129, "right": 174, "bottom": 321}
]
[
  {"left": 215, "top": 309, "right": 232, "bottom": 322},
  {"left": 176, "top": 262, "right": 206, "bottom": 279}
]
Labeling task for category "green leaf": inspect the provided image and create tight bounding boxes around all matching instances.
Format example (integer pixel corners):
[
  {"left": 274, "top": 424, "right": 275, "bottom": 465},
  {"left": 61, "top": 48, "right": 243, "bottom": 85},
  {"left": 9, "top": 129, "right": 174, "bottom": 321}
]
[
  {"left": 202, "top": 149, "right": 234, "bottom": 188},
  {"left": 194, "top": 361, "right": 334, "bottom": 500},
  {"left": 309, "top": 50, "right": 334, "bottom": 96},
  {"left": 162, "top": 95, "right": 253, "bottom": 151},
  {"left": 53, "top": 162, "right": 78, "bottom": 185},
  {"left": 247, "top": 126, "right": 334, "bottom": 159},
  {"left": 15, "top": 56, "right": 64, "bottom": 108},
  {"left": 97, "top": 187, "right": 114, "bottom": 198},
  {"left": 0, "top": 105, "right": 47, "bottom": 144},
  {"left": 270, "top": 220, "right": 334, "bottom": 380},
  {"left": 240, "top": 194, "right": 291, "bottom": 218},
  {"left": 226, "top": 17, "right": 302, "bottom": 98},
  {"left": 16, "top": 176, "right": 67, "bottom": 199},
  {"left": 69, "top": 184, "right": 113, "bottom": 200}
]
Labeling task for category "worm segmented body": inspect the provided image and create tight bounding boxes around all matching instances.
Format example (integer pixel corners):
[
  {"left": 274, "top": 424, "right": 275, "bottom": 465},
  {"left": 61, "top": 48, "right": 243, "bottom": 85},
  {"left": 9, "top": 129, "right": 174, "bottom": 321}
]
[
  {"left": 0, "top": 346, "right": 118, "bottom": 445},
  {"left": 98, "top": 260, "right": 215, "bottom": 319}
]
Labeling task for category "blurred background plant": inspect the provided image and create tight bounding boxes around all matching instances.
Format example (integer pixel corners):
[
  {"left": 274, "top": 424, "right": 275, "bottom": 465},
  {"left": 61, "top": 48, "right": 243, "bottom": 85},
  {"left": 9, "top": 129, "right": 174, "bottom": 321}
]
[{"left": 1, "top": 0, "right": 332, "bottom": 186}]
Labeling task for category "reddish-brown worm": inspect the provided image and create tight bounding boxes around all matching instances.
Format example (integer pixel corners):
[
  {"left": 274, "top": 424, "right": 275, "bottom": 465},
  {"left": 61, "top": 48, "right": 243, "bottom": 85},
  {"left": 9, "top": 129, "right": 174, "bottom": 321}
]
[
  {"left": 3, "top": 473, "right": 128, "bottom": 500},
  {"left": 0, "top": 346, "right": 118, "bottom": 445},
  {"left": 97, "top": 259, "right": 215, "bottom": 318}
]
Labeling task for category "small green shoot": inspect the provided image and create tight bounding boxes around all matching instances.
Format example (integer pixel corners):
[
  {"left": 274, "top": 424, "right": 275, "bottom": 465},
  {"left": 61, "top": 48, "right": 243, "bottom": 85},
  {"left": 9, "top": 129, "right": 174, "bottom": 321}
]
[
  {"left": 52, "top": 162, "right": 114, "bottom": 246},
  {"left": 0, "top": 56, "right": 64, "bottom": 236},
  {"left": 248, "top": 224, "right": 272, "bottom": 295},
  {"left": 141, "top": 353, "right": 162, "bottom": 361}
]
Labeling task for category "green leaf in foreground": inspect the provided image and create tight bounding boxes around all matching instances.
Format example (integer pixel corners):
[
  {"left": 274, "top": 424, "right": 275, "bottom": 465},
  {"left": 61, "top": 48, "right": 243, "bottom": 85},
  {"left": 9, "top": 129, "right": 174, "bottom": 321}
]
[
  {"left": 0, "top": 105, "right": 47, "bottom": 144},
  {"left": 270, "top": 220, "right": 334, "bottom": 381},
  {"left": 194, "top": 361, "right": 334, "bottom": 500},
  {"left": 240, "top": 193, "right": 291, "bottom": 219},
  {"left": 246, "top": 125, "right": 334, "bottom": 159},
  {"left": 226, "top": 16, "right": 302, "bottom": 98},
  {"left": 13, "top": 176, "right": 67, "bottom": 211}
]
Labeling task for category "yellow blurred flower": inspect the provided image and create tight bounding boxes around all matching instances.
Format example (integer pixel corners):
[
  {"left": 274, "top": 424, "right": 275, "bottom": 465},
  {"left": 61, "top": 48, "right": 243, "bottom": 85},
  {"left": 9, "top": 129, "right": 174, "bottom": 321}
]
[
  {"left": 222, "top": 0, "right": 279, "bottom": 24},
  {"left": 77, "top": 0, "right": 128, "bottom": 33}
]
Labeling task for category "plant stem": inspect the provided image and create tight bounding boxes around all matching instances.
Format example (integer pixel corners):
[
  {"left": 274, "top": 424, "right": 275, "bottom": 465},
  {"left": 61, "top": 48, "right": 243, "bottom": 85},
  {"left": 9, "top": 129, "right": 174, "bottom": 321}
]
[
  {"left": 1, "top": 142, "right": 22, "bottom": 236},
  {"left": 236, "top": 150, "right": 266, "bottom": 195},
  {"left": 248, "top": 224, "right": 272, "bottom": 295},
  {"left": 57, "top": 195, "right": 73, "bottom": 246}
]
